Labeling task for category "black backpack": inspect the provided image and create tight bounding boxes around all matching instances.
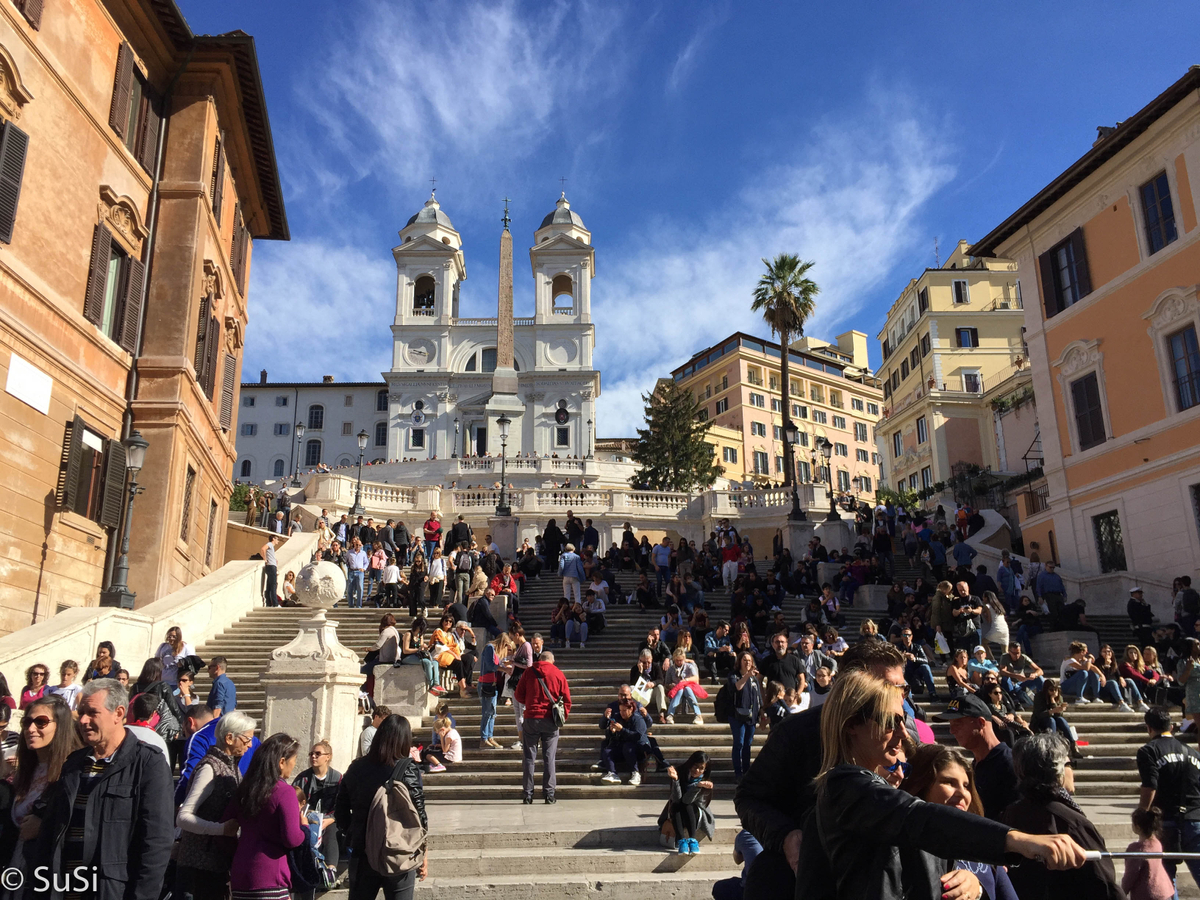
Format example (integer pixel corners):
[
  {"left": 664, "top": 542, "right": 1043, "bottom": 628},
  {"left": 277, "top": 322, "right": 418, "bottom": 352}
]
[{"left": 714, "top": 682, "right": 735, "bottom": 724}]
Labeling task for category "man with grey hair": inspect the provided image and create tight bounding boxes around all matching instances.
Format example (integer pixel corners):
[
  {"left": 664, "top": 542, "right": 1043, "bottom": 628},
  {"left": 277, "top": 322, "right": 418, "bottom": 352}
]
[
  {"left": 29, "top": 679, "right": 174, "bottom": 900},
  {"left": 514, "top": 649, "right": 571, "bottom": 804}
]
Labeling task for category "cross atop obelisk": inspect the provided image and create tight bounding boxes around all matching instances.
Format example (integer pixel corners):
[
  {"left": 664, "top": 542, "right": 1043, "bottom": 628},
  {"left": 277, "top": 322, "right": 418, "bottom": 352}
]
[{"left": 493, "top": 197, "right": 517, "bottom": 396}]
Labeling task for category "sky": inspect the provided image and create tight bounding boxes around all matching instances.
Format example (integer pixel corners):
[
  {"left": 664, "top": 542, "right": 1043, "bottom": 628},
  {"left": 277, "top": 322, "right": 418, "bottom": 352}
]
[{"left": 179, "top": 0, "right": 1200, "bottom": 437}]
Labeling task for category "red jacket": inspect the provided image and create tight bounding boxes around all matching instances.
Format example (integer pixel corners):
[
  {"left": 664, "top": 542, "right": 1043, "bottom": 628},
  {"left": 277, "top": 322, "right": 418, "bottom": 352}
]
[
  {"left": 514, "top": 660, "right": 572, "bottom": 721},
  {"left": 489, "top": 573, "right": 519, "bottom": 596}
]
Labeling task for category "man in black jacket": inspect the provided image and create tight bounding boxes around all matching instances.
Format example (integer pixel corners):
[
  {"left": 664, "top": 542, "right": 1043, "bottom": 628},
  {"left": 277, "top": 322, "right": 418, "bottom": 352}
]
[
  {"left": 449, "top": 515, "right": 472, "bottom": 550},
  {"left": 759, "top": 632, "right": 804, "bottom": 692},
  {"left": 378, "top": 519, "right": 396, "bottom": 557},
  {"left": 394, "top": 520, "right": 411, "bottom": 565},
  {"left": 734, "top": 641, "right": 907, "bottom": 898},
  {"left": 29, "top": 680, "right": 173, "bottom": 900}
]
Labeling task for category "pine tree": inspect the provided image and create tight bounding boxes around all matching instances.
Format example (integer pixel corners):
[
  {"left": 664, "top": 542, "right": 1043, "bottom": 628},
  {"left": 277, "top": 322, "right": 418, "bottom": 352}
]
[{"left": 630, "top": 379, "right": 722, "bottom": 492}]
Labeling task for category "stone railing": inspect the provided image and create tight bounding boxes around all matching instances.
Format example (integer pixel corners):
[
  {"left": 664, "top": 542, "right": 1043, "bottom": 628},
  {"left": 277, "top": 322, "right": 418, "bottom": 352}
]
[
  {"left": 550, "top": 459, "right": 585, "bottom": 472},
  {"left": 453, "top": 489, "right": 524, "bottom": 510},
  {"left": 360, "top": 483, "right": 417, "bottom": 506},
  {"left": 451, "top": 317, "right": 497, "bottom": 326}
]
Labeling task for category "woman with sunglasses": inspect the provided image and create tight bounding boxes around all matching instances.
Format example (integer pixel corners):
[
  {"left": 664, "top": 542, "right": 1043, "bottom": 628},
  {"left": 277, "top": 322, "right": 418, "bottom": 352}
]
[
  {"left": 18, "top": 665, "right": 49, "bottom": 710},
  {"left": 11, "top": 695, "right": 80, "bottom": 868},
  {"left": 292, "top": 741, "right": 342, "bottom": 871},
  {"left": 177, "top": 711, "right": 256, "bottom": 900},
  {"left": 795, "top": 669, "right": 1088, "bottom": 900}
]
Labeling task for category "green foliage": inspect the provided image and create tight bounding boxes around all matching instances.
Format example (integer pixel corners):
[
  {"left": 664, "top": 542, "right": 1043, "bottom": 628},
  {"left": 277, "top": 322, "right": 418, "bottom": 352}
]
[
  {"left": 877, "top": 485, "right": 919, "bottom": 510},
  {"left": 229, "top": 482, "right": 252, "bottom": 511},
  {"left": 630, "top": 381, "right": 722, "bottom": 492}
]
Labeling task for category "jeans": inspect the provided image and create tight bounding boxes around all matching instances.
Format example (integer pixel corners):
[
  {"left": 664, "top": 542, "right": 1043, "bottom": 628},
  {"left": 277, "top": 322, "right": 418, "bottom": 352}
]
[
  {"left": 263, "top": 565, "right": 277, "bottom": 607},
  {"left": 600, "top": 737, "right": 639, "bottom": 774},
  {"left": 365, "top": 568, "right": 381, "bottom": 599},
  {"left": 480, "top": 688, "right": 497, "bottom": 739},
  {"left": 877, "top": 552, "right": 895, "bottom": 578},
  {"left": 1015, "top": 624, "right": 1042, "bottom": 655},
  {"left": 424, "top": 540, "right": 437, "bottom": 561},
  {"left": 656, "top": 565, "right": 671, "bottom": 595},
  {"left": 668, "top": 686, "right": 698, "bottom": 716},
  {"left": 456, "top": 572, "right": 471, "bottom": 605},
  {"left": 348, "top": 854, "right": 415, "bottom": 900},
  {"left": 400, "top": 653, "right": 439, "bottom": 688},
  {"left": 566, "top": 619, "right": 588, "bottom": 645},
  {"left": 522, "top": 716, "right": 559, "bottom": 799},
  {"left": 1061, "top": 669, "right": 1100, "bottom": 700},
  {"left": 563, "top": 576, "right": 581, "bottom": 605},
  {"left": 347, "top": 570, "right": 365, "bottom": 608},
  {"left": 1002, "top": 675, "right": 1045, "bottom": 699},
  {"left": 905, "top": 661, "right": 937, "bottom": 696},
  {"left": 730, "top": 718, "right": 755, "bottom": 778},
  {"left": 1162, "top": 818, "right": 1200, "bottom": 890}
]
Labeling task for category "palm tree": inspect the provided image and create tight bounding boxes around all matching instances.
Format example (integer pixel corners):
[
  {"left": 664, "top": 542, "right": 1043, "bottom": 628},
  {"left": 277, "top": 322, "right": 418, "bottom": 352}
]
[{"left": 752, "top": 254, "right": 819, "bottom": 488}]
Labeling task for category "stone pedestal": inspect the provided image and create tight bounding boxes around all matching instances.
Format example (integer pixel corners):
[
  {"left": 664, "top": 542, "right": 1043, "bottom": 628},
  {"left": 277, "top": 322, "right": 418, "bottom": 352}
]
[
  {"left": 261, "top": 609, "right": 362, "bottom": 774},
  {"left": 1031, "top": 631, "right": 1098, "bottom": 669},
  {"left": 374, "top": 663, "right": 439, "bottom": 731},
  {"left": 489, "top": 592, "right": 509, "bottom": 627},
  {"left": 815, "top": 519, "right": 855, "bottom": 556},
  {"left": 783, "top": 520, "right": 816, "bottom": 560},
  {"left": 488, "top": 515, "right": 520, "bottom": 561}
]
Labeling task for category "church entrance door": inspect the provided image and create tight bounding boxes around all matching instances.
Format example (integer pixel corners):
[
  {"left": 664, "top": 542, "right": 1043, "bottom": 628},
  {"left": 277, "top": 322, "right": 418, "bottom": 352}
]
[{"left": 475, "top": 425, "right": 487, "bottom": 457}]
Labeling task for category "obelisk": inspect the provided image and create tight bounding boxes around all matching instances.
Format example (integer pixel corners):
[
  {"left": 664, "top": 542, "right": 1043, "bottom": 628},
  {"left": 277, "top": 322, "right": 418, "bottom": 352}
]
[{"left": 491, "top": 198, "right": 519, "bottom": 396}]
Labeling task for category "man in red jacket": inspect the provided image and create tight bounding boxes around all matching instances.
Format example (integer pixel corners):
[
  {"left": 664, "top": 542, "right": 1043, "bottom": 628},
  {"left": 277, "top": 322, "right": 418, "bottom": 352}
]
[{"left": 514, "top": 651, "right": 572, "bottom": 804}]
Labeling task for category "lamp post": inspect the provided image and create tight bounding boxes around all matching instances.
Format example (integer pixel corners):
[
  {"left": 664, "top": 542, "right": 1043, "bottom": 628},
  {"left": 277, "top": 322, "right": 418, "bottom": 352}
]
[
  {"left": 586, "top": 418, "right": 593, "bottom": 459},
  {"left": 816, "top": 436, "right": 840, "bottom": 521},
  {"left": 99, "top": 431, "right": 150, "bottom": 609},
  {"left": 452, "top": 417, "right": 460, "bottom": 459},
  {"left": 495, "top": 414, "right": 511, "bottom": 516},
  {"left": 291, "top": 423, "right": 305, "bottom": 487},
  {"left": 349, "top": 429, "right": 368, "bottom": 516},
  {"left": 783, "top": 420, "right": 806, "bottom": 521}
]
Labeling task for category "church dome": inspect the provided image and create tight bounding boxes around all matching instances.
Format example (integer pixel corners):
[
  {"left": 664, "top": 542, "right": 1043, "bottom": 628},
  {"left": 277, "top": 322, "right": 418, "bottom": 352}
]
[
  {"left": 406, "top": 192, "right": 454, "bottom": 229},
  {"left": 539, "top": 193, "right": 585, "bottom": 230}
]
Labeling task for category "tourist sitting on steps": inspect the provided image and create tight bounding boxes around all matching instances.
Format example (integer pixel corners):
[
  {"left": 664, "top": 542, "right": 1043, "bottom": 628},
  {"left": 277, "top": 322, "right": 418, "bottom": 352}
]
[
  {"left": 423, "top": 716, "right": 462, "bottom": 773},
  {"left": 598, "top": 686, "right": 649, "bottom": 786},
  {"left": 663, "top": 750, "right": 714, "bottom": 856}
]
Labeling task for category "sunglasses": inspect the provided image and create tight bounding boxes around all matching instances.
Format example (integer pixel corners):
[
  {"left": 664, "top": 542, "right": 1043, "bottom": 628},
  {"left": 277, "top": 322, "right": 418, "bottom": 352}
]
[
  {"left": 23, "top": 716, "right": 52, "bottom": 730},
  {"left": 887, "top": 760, "right": 911, "bottom": 777}
]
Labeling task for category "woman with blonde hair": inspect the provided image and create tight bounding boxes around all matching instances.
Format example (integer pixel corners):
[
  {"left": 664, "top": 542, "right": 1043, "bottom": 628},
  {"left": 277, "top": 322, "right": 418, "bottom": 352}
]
[
  {"left": 156, "top": 626, "right": 194, "bottom": 685},
  {"left": 478, "top": 633, "right": 514, "bottom": 749},
  {"left": 857, "top": 619, "right": 884, "bottom": 644},
  {"left": 800, "top": 669, "right": 1088, "bottom": 899}
]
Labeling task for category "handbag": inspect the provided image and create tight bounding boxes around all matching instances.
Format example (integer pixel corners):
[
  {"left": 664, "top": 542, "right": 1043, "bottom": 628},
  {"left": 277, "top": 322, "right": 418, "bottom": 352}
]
[
  {"left": 933, "top": 632, "right": 951, "bottom": 655},
  {"left": 631, "top": 677, "right": 653, "bottom": 706},
  {"left": 537, "top": 675, "right": 567, "bottom": 729}
]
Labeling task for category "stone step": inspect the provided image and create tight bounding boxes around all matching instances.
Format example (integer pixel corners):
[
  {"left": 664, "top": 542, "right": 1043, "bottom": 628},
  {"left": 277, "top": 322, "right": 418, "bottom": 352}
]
[
  {"left": 425, "top": 845, "right": 740, "bottom": 877},
  {"left": 424, "top": 825, "right": 741, "bottom": 851}
]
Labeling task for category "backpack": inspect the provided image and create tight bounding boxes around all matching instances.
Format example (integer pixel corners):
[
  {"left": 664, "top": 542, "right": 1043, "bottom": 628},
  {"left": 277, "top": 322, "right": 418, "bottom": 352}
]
[
  {"left": 714, "top": 682, "right": 735, "bottom": 724},
  {"left": 364, "top": 760, "right": 427, "bottom": 876},
  {"left": 537, "top": 675, "right": 567, "bottom": 729},
  {"left": 1185, "top": 589, "right": 1200, "bottom": 616}
]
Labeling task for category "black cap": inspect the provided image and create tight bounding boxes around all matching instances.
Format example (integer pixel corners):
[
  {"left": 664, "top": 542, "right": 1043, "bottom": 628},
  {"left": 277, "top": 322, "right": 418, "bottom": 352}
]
[{"left": 935, "top": 694, "right": 992, "bottom": 721}]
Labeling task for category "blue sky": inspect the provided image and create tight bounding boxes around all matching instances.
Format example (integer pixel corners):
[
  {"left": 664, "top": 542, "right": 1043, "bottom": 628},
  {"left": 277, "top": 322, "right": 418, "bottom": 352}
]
[{"left": 179, "top": 0, "right": 1200, "bottom": 436}]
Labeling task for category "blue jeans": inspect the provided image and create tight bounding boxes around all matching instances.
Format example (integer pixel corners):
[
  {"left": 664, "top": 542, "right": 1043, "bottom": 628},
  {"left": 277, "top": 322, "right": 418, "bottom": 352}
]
[
  {"left": 1061, "top": 669, "right": 1099, "bottom": 700},
  {"left": 1015, "top": 624, "right": 1042, "bottom": 655},
  {"left": 566, "top": 619, "right": 588, "bottom": 645},
  {"left": 347, "top": 570, "right": 365, "bottom": 608},
  {"left": 657, "top": 565, "right": 671, "bottom": 595},
  {"left": 1163, "top": 819, "right": 1200, "bottom": 890},
  {"left": 480, "top": 688, "right": 498, "bottom": 740},
  {"left": 668, "top": 686, "right": 698, "bottom": 716},
  {"left": 905, "top": 661, "right": 937, "bottom": 696},
  {"left": 424, "top": 540, "right": 437, "bottom": 562},
  {"left": 730, "top": 718, "right": 755, "bottom": 778}
]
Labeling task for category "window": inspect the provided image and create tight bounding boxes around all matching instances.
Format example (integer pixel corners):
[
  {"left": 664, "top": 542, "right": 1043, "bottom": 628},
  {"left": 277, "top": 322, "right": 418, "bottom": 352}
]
[
  {"left": 953, "top": 280, "right": 969, "bottom": 304},
  {"left": 793, "top": 405, "right": 808, "bottom": 419},
  {"left": 715, "top": 398, "right": 728, "bottom": 414},
  {"left": 243, "top": 396, "right": 256, "bottom": 407},
  {"left": 1092, "top": 510, "right": 1127, "bottom": 573},
  {"left": 916, "top": 416, "right": 927, "bottom": 444},
  {"left": 797, "top": 431, "right": 809, "bottom": 448},
  {"left": 860, "top": 475, "right": 872, "bottom": 493},
  {"left": 771, "top": 398, "right": 782, "bottom": 412},
  {"left": 773, "top": 425, "right": 782, "bottom": 440},
  {"left": 304, "top": 439, "right": 322, "bottom": 466},
  {"left": 273, "top": 423, "right": 289, "bottom": 436},
  {"left": 892, "top": 432, "right": 902, "bottom": 458},
  {"left": 1141, "top": 171, "right": 1177, "bottom": 254},
  {"left": 180, "top": 466, "right": 195, "bottom": 542},
  {"left": 921, "top": 466, "right": 933, "bottom": 490},
  {"left": 812, "top": 410, "right": 827, "bottom": 424},
  {"left": 1071, "top": 372, "right": 1107, "bottom": 450},
  {"left": 556, "top": 426, "right": 570, "bottom": 447},
  {"left": 0, "top": 122, "right": 31, "bottom": 246},
  {"left": 809, "top": 386, "right": 824, "bottom": 403},
  {"left": 376, "top": 389, "right": 389, "bottom": 412},
  {"left": 833, "top": 442, "right": 848, "bottom": 457},
  {"left": 210, "top": 134, "right": 225, "bottom": 223},
  {"left": 867, "top": 402, "right": 879, "bottom": 416},
  {"left": 872, "top": 452, "right": 881, "bottom": 465},
  {"left": 342, "top": 422, "right": 352, "bottom": 436},
  {"left": 908, "top": 474, "right": 919, "bottom": 491},
  {"left": 721, "top": 375, "right": 729, "bottom": 391},
  {"left": 465, "top": 354, "right": 476, "bottom": 372},
  {"left": 239, "top": 459, "right": 251, "bottom": 478},
  {"left": 723, "top": 446, "right": 738, "bottom": 463},
  {"left": 1170, "top": 325, "right": 1200, "bottom": 411},
  {"left": 272, "top": 459, "right": 285, "bottom": 477},
  {"left": 910, "top": 347, "right": 920, "bottom": 369},
  {"left": 82, "top": 225, "right": 143, "bottom": 352},
  {"left": 747, "top": 367, "right": 764, "bottom": 386},
  {"left": 704, "top": 385, "right": 712, "bottom": 399},
  {"left": 240, "top": 423, "right": 256, "bottom": 436},
  {"left": 696, "top": 408, "right": 709, "bottom": 422},
  {"left": 204, "top": 499, "right": 218, "bottom": 568},
  {"left": 411, "top": 428, "right": 425, "bottom": 449},
  {"left": 56, "top": 420, "right": 126, "bottom": 527},
  {"left": 307, "top": 404, "right": 324, "bottom": 430},
  {"left": 342, "top": 394, "right": 352, "bottom": 407},
  {"left": 837, "top": 470, "right": 850, "bottom": 492},
  {"left": 854, "top": 422, "right": 868, "bottom": 442},
  {"left": 832, "top": 415, "right": 846, "bottom": 429},
  {"left": 751, "top": 422, "right": 766, "bottom": 437},
  {"left": 955, "top": 328, "right": 979, "bottom": 348},
  {"left": 851, "top": 398, "right": 864, "bottom": 412},
  {"left": 749, "top": 392, "right": 765, "bottom": 408},
  {"left": 798, "top": 460, "right": 811, "bottom": 482},
  {"left": 769, "top": 374, "right": 779, "bottom": 390},
  {"left": 857, "top": 449, "right": 869, "bottom": 462},
  {"left": 962, "top": 371, "right": 981, "bottom": 393},
  {"left": 775, "top": 455, "right": 784, "bottom": 473},
  {"left": 413, "top": 275, "right": 436, "bottom": 312},
  {"left": 917, "top": 287, "right": 929, "bottom": 313},
  {"left": 830, "top": 391, "right": 842, "bottom": 408},
  {"left": 900, "top": 360, "right": 909, "bottom": 379},
  {"left": 883, "top": 382, "right": 892, "bottom": 400},
  {"left": 375, "top": 421, "right": 388, "bottom": 446},
  {"left": 753, "top": 451, "right": 769, "bottom": 474},
  {"left": 920, "top": 333, "right": 931, "bottom": 357},
  {"left": 108, "top": 44, "right": 161, "bottom": 173},
  {"left": 481, "top": 348, "right": 498, "bottom": 373},
  {"left": 1039, "top": 229, "right": 1092, "bottom": 317},
  {"left": 891, "top": 372, "right": 899, "bottom": 391},
  {"left": 275, "top": 396, "right": 288, "bottom": 407}
]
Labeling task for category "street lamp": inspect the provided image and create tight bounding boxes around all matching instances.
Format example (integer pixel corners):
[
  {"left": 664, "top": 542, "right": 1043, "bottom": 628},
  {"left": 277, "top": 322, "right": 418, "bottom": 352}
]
[
  {"left": 816, "top": 435, "right": 840, "bottom": 521},
  {"left": 783, "top": 420, "right": 806, "bottom": 521},
  {"left": 99, "top": 430, "right": 150, "bottom": 609},
  {"left": 452, "top": 417, "right": 460, "bottom": 459},
  {"left": 350, "top": 429, "right": 369, "bottom": 516},
  {"left": 586, "top": 418, "right": 593, "bottom": 459},
  {"left": 495, "top": 414, "right": 512, "bottom": 517},
  {"left": 291, "top": 423, "right": 305, "bottom": 487}
]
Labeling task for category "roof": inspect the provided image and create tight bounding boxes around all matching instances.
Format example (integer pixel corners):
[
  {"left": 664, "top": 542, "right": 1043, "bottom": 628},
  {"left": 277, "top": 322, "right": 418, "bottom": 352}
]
[
  {"left": 539, "top": 193, "right": 585, "bottom": 230},
  {"left": 405, "top": 193, "right": 455, "bottom": 230},
  {"left": 242, "top": 381, "right": 387, "bottom": 389},
  {"left": 970, "top": 66, "right": 1200, "bottom": 259},
  {"left": 146, "top": 1, "right": 289, "bottom": 240}
]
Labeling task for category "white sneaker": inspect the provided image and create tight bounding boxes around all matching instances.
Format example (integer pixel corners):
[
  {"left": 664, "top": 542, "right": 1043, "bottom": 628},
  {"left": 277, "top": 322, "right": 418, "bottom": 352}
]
[
  {"left": 629, "top": 770, "right": 642, "bottom": 787},
  {"left": 1138, "top": 703, "right": 1151, "bottom": 713},
  {"left": 665, "top": 715, "right": 675, "bottom": 725},
  {"left": 601, "top": 771, "right": 620, "bottom": 784},
  {"left": 692, "top": 715, "right": 704, "bottom": 725},
  {"left": 1118, "top": 703, "right": 1135, "bottom": 713},
  {"left": 1071, "top": 697, "right": 1090, "bottom": 705},
  {"left": 590, "top": 762, "right": 603, "bottom": 770},
  {"left": 580, "top": 642, "right": 586, "bottom": 649},
  {"left": 511, "top": 741, "right": 523, "bottom": 751}
]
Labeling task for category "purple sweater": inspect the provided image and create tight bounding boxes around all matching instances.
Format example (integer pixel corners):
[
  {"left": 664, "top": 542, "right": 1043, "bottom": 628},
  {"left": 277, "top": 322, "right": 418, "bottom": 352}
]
[{"left": 223, "top": 779, "right": 306, "bottom": 890}]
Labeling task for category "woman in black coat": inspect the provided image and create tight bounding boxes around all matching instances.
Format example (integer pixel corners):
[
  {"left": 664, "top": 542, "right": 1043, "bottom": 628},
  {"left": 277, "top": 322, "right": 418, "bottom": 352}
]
[{"left": 542, "top": 520, "right": 564, "bottom": 574}]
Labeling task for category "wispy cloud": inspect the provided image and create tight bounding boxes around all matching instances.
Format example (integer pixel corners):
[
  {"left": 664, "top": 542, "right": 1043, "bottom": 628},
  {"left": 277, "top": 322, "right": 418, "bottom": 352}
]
[
  {"left": 593, "top": 93, "right": 956, "bottom": 433},
  {"left": 666, "top": 7, "right": 728, "bottom": 93}
]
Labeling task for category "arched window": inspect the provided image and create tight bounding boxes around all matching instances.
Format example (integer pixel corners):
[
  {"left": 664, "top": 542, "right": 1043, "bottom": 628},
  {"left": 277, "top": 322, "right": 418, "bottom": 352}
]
[
  {"left": 304, "top": 439, "right": 322, "bottom": 467},
  {"left": 375, "top": 421, "right": 388, "bottom": 446},
  {"left": 272, "top": 459, "right": 285, "bottom": 477},
  {"left": 413, "top": 275, "right": 435, "bottom": 313},
  {"left": 376, "top": 389, "right": 388, "bottom": 412},
  {"left": 308, "top": 404, "right": 324, "bottom": 430},
  {"left": 481, "top": 348, "right": 497, "bottom": 373},
  {"left": 552, "top": 274, "right": 573, "bottom": 304},
  {"left": 239, "top": 459, "right": 251, "bottom": 478},
  {"left": 337, "top": 456, "right": 352, "bottom": 466}
]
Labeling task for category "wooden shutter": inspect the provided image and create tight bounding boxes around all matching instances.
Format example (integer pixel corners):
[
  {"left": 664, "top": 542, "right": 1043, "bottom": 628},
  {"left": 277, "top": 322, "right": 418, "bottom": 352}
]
[
  {"left": 56, "top": 416, "right": 84, "bottom": 509},
  {"left": 1068, "top": 227, "right": 1092, "bottom": 298},
  {"left": 136, "top": 92, "right": 161, "bottom": 173},
  {"left": 83, "top": 224, "right": 113, "bottom": 326},
  {"left": 21, "top": 0, "right": 44, "bottom": 29},
  {"left": 193, "top": 292, "right": 211, "bottom": 378},
  {"left": 117, "top": 256, "right": 144, "bottom": 353},
  {"left": 1037, "top": 248, "right": 1058, "bottom": 319},
  {"left": 970, "top": 327, "right": 979, "bottom": 347},
  {"left": 210, "top": 135, "right": 225, "bottom": 223},
  {"left": 203, "top": 315, "right": 220, "bottom": 399},
  {"left": 97, "top": 438, "right": 127, "bottom": 528},
  {"left": 108, "top": 42, "right": 134, "bottom": 136},
  {"left": 230, "top": 204, "right": 247, "bottom": 294},
  {"left": 219, "top": 353, "right": 236, "bottom": 429},
  {"left": 0, "top": 121, "right": 28, "bottom": 244}
]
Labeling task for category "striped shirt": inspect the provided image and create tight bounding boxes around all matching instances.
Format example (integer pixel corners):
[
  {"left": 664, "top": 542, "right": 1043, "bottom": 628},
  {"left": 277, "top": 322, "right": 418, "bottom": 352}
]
[{"left": 62, "top": 751, "right": 114, "bottom": 896}]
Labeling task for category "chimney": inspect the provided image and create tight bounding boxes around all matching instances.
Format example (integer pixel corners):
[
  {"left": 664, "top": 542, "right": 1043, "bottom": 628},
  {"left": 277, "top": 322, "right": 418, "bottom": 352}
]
[
  {"left": 322, "top": 375, "right": 335, "bottom": 383},
  {"left": 259, "top": 369, "right": 268, "bottom": 384}
]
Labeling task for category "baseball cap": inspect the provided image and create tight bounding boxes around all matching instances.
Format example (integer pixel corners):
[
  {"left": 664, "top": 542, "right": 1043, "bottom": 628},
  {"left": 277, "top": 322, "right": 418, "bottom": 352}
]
[
  {"left": 935, "top": 694, "right": 992, "bottom": 721},
  {"left": 1129, "top": 586, "right": 1144, "bottom": 593},
  {"left": 972, "top": 645, "right": 987, "bottom": 655}
]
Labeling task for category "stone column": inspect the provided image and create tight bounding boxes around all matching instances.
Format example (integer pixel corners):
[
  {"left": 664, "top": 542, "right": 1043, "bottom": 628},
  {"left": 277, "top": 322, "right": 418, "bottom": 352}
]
[
  {"left": 261, "top": 608, "right": 363, "bottom": 775},
  {"left": 492, "top": 225, "right": 518, "bottom": 396}
]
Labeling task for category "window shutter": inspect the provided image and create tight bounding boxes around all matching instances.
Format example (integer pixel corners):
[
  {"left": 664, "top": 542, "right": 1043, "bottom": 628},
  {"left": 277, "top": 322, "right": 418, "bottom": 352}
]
[
  {"left": 56, "top": 416, "right": 84, "bottom": 509},
  {"left": 219, "top": 353, "right": 236, "bottom": 429},
  {"left": 193, "top": 292, "right": 212, "bottom": 378},
  {"left": 21, "top": 0, "right": 44, "bottom": 29},
  {"left": 229, "top": 203, "right": 242, "bottom": 286},
  {"left": 108, "top": 42, "right": 134, "bottom": 137},
  {"left": 1068, "top": 227, "right": 1092, "bottom": 298},
  {"left": 203, "top": 315, "right": 220, "bottom": 399},
  {"left": 117, "top": 256, "right": 144, "bottom": 353},
  {"left": 0, "top": 121, "right": 28, "bottom": 244},
  {"left": 954, "top": 330, "right": 963, "bottom": 348},
  {"left": 211, "top": 135, "right": 225, "bottom": 223},
  {"left": 83, "top": 224, "right": 112, "bottom": 326},
  {"left": 1037, "top": 249, "right": 1058, "bottom": 318},
  {"left": 136, "top": 92, "right": 161, "bottom": 173},
  {"left": 970, "top": 327, "right": 979, "bottom": 347},
  {"left": 97, "top": 438, "right": 127, "bottom": 529}
]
